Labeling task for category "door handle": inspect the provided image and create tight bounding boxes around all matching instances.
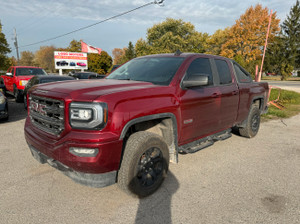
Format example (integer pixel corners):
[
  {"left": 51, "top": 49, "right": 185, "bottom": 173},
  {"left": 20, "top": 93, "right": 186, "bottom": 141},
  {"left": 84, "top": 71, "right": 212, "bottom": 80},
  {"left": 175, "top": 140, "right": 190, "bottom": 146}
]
[
  {"left": 232, "top": 90, "right": 238, "bottom": 95},
  {"left": 212, "top": 93, "right": 221, "bottom": 98}
]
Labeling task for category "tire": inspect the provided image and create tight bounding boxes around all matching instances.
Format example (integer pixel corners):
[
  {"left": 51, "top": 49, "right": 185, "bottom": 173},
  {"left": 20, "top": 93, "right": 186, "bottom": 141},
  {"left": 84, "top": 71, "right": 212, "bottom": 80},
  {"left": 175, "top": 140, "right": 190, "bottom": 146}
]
[
  {"left": 118, "top": 131, "right": 169, "bottom": 198},
  {"left": 239, "top": 104, "right": 261, "bottom": 138},
  {"left": 24, "top": 94, "right": 27, "bottom": 110},
  {"left": 1, "top": 105, "right": 9, "bottom": 121},
  {"left": 14, "top": 86, "right": 23, "bottom": 103}
]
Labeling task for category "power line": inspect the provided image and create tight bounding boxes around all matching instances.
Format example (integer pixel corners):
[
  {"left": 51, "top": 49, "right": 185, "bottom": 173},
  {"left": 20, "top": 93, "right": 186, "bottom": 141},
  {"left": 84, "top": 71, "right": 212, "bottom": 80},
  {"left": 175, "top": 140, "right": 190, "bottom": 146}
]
[{"left": 17, "top": 0, "right": 164, "bottom": 49}]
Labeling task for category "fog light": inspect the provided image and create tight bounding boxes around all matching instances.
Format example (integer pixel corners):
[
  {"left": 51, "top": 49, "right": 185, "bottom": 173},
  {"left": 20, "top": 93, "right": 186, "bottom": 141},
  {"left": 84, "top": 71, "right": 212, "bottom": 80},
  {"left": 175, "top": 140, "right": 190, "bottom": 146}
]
[{"left": 69, "top": 147, "right": 99, "bottom": 157}]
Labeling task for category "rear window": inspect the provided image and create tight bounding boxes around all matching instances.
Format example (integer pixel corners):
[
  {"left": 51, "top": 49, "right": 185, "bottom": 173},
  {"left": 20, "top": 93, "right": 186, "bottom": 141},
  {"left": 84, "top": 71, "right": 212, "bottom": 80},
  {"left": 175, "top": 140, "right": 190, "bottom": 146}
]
[
  {"left": 16, "top": 68, "right": 47, "bottom": 76},
  {"left": 233, "top": 63, "right": 252, "bottom": 83},
  {"left": 215, "top": 59, "right": 232, "bottom": 85}
]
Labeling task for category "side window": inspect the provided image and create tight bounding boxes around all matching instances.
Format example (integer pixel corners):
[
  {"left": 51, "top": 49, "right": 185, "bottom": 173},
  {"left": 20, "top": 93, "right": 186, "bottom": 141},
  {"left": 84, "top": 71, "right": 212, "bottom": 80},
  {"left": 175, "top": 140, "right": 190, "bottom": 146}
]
[
  {"left": 185, "top": 58, "right": 213, "bottom": 85},
  {"left": 233, "top": 64, "right": 252, "bottom": 83},
  {"left": 215, "top": 59, "right": 232, "bottom": 85},
  {"left": 11, "top": 68, "right": 15, "bottom": 76}
]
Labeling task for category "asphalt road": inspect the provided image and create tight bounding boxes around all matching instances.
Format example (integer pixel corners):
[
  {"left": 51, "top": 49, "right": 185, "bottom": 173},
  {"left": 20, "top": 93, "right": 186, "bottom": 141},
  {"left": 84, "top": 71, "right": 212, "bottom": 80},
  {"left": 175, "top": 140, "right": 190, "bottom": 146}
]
[
  {"left": 266, "top": 80, "right": 300, "bottom": 93},
  {"left": 0, "top": 92, "right": 299, "bottom": 224}
]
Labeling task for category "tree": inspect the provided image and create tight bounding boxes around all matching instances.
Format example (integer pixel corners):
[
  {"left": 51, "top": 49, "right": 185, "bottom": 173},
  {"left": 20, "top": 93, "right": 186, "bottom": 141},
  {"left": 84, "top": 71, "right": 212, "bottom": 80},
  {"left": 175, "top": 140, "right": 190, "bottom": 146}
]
[
  {"left": 87, "top": 51, "right": 112, "bottom": 74},
  {"left": 206, "top": 28, "right": 230, "bottom": 55},
  {"left": 135, "top": 38, "right": 152, "bottom": 56},
  {"left": 112, "top": 47, "right": 127, "bottom": 64},
  {"left": 19, "top": 51, "right": 35, "bottom": 66},
  {"left": 0, "top": 21, "right": 11, "bottom": 70},
  {"left": 68, "top": 39, "right": 81, "bottom": 52},
  {"left": 34, "top": 46, "right": 56, "bottom": 72},
  {"left": 56, "top": 40, "right": 81, "bottom": 52},
  {"left": 7, "top": 56, "right": 17, "bottom": 67},
  {"left": 264, "top": 34, "right": 295, "bottom": 80},
  {"left": 125, "top": 41, "right": 135, "bottom": 61},
  {"left": 220, "top": 4, "right": 280, "bottom": 74},
  {"left": 135, "top": 18, "right": 208, "bottom": 55},
  {"left": 281, "top": 0, "right": 300, "bottom": 68}
]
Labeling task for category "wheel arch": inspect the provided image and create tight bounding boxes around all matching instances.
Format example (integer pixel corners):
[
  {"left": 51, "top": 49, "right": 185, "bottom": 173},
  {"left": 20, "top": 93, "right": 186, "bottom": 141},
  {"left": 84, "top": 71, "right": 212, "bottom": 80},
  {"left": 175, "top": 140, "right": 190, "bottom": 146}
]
[
  {"left": 251, "top": 96, "right": 264, "bottom": 111},
  {"left": 120, "top": 113, "right": 179, "bottom": 163}
]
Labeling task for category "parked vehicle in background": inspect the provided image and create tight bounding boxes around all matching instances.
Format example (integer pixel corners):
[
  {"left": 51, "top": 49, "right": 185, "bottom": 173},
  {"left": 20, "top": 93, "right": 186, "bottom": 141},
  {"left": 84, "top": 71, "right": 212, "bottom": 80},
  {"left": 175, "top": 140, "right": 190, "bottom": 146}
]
[
  {"left": 0, "top": 66, "right": 47, "bottom": 102},
  {"left": 76, "top": 62, "right": 86, "bottom": 67},
  {"left": 23, "top": 75, "right": 75, "bottom": 109},
  {"left": 25, "top": 52, "right": 269, "bottom": 197},
  {"left": 70, "top": 62, "right": 76, "bottom": 66},
  {"left": 69, "top": 72, "right": 105, "bottom": 79},
  {"left": 266, "top": 72, "right": 277, "bottom": 76},
  {"left": 0, "top": 91, "right": 8, "bottom": 121},
  {"left": 56, "top": 61, "right": 68, "bottom": 66}
]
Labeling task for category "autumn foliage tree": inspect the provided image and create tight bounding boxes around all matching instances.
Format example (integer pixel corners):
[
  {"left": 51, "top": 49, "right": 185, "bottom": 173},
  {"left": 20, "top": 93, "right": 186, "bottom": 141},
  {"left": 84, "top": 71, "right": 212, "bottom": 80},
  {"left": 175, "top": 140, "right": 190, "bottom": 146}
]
[
  {"left": 220, "top": 4, "right": 280, "bottom": 75},
  {"left": 88, "top": 51, "right": 112, "bottom": 74},
  {"left": 112, "top": 47, "right": 126, "bottom": 65},
  {"left": 19, "top": 51, "right": 35, "bottom": 66},
  {"left": 206, "top": 28, "right": 230, "bottom": 55},
  {"left": 34, "top": 46, "right": 56, "bottom": 72}
]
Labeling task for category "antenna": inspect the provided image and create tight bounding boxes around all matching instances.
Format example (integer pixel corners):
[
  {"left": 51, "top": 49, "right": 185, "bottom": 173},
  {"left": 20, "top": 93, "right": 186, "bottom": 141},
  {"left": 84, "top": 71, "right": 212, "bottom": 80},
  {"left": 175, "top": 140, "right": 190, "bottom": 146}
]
[{"left": 174, "top": 50, "right": 182, "bottom": 56}]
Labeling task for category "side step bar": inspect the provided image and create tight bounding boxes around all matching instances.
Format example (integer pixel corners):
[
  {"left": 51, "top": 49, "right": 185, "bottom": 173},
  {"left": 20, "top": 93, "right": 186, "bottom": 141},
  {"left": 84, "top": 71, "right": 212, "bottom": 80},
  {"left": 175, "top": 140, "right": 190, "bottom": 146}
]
[{"left": 179, "top": 129, "right": 232, "bottom": 154}]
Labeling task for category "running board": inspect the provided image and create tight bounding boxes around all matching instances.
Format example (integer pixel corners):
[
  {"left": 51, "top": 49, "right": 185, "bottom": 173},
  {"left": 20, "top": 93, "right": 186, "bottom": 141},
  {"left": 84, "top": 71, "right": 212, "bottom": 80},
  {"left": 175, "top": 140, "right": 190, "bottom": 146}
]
[{"left": 179, "top": 129, "right": 232, "bottom": 154}]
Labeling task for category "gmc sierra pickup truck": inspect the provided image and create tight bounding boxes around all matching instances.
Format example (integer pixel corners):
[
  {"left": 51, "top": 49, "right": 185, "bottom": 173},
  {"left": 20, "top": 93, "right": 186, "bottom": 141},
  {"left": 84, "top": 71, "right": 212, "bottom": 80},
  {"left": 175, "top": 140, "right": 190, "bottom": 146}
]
[
  {"left": 0, "top": 66, "right": 47, "bottom": 102},
  {"left": 24, "top": 53, "right": 269, "bottom": 197}
]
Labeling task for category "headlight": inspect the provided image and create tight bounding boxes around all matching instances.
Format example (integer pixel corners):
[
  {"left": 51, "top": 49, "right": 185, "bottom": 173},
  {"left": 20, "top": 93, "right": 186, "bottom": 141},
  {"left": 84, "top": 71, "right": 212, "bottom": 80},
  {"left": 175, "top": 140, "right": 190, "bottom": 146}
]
[
  {"left": 19, "top": 80, "right": 28, "bottom": 86},
  {"left": 0, "top": 95, "right": 5, "bottom": 104},
  {"left": 69, "top": 102, "right": 107, "bottom": 129}
]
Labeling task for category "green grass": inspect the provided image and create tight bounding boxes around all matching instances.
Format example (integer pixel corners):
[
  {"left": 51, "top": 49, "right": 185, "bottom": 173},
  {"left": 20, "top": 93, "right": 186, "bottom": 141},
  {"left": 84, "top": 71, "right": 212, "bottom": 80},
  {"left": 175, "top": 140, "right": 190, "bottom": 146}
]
[{"left": 262, "top": 89, "right": 300, "bottom": 120}]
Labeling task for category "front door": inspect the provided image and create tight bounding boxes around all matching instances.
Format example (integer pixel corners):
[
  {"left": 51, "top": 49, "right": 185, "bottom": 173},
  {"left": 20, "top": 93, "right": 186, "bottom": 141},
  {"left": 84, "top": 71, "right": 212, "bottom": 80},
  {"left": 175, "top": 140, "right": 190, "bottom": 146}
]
[{"left": 179, "top": 57, "right": 221, "bottom": 145}]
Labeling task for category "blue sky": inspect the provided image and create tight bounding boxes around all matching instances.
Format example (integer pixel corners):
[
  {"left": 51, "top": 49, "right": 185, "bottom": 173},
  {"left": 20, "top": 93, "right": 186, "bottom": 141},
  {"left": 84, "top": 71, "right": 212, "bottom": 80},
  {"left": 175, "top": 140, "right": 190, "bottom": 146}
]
[{"left": 0, "top": 0, "right": 297, "bottom": 58}]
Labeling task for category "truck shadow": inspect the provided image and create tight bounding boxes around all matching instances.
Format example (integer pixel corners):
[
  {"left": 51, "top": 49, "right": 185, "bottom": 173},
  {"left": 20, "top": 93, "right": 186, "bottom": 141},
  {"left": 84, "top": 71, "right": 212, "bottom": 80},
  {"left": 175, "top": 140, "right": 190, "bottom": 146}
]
[{"left": 135, "top": 171, "right": 179, "bottom": 224}]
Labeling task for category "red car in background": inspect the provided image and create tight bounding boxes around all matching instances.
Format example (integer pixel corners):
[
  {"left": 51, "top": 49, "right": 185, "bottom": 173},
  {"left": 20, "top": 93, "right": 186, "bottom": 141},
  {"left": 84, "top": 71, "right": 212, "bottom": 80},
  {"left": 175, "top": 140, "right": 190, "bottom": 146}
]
[
  {"left": 77, "top": 62, "right": 86, "bottom": 67},
  {"left": 0, "top": 66, "right": 47, "bottom": 102}
]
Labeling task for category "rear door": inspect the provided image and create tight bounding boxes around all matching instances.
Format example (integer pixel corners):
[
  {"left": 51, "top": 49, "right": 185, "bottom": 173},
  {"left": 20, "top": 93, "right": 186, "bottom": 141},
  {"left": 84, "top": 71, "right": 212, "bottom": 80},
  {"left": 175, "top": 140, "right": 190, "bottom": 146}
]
[
  {"left": 213, "top": 58, "right": 239, "bottom": 129},
  {"left": 179, "top": 56, "right": 221, "bottom": 145}
]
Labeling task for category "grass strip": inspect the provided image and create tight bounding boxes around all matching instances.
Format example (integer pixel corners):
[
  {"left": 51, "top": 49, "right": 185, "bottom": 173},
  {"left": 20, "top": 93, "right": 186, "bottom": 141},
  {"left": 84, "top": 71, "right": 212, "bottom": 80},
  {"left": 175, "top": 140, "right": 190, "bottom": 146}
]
[{"left": 262, "top": 89, "right": 300, "bottom": 120}]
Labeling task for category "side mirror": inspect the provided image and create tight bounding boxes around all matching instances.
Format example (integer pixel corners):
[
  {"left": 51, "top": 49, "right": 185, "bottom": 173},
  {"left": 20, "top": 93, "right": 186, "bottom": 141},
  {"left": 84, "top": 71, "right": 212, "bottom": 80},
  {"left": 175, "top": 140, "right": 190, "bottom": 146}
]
[
  {"left": 182, "top": 74, "right": 209, "bottom": 89},
  {"left": 6, "top": 72, "right": 13, "bottom": 76}
]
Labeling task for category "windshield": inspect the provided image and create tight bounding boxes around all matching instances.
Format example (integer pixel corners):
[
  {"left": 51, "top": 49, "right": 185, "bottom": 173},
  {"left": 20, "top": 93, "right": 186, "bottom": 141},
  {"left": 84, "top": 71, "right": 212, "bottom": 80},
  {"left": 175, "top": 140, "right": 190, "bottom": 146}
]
[
  {"left": 106, "top": 57, "right": 185, "bottom": 85},
  {"left": 16, "top": 68, "right": 47, "bottom": 76}
]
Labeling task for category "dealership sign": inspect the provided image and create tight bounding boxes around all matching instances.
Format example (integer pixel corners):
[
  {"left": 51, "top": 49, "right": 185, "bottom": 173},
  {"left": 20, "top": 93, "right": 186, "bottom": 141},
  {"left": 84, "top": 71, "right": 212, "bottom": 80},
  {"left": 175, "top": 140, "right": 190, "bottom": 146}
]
[{"left": 54, "top": 51, "right": 88, "bottom": 70}]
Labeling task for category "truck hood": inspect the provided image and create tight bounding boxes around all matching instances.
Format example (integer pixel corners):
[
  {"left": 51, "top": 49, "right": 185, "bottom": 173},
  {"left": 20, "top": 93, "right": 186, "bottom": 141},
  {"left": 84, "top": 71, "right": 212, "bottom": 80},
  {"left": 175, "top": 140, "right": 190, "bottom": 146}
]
[{"left": 33, "top": 79, "right": 157, "bottom": 101}]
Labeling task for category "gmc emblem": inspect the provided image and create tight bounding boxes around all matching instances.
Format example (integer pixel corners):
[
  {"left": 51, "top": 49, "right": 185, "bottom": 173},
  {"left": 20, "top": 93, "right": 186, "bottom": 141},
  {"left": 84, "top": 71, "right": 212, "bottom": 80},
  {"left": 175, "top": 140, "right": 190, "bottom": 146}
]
[{"left": 31, "top": 101, "right": 47, "bottom": 116}]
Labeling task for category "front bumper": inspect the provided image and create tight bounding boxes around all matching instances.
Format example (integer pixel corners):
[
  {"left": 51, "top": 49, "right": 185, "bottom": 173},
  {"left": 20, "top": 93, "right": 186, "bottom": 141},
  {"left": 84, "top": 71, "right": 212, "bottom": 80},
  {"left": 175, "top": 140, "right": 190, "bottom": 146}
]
[
  {"left": 28, "top": 144, "right": 117, "bottom": 187},
  {"left": 25, "top": 117, "right": 123, "bottom": 188}
]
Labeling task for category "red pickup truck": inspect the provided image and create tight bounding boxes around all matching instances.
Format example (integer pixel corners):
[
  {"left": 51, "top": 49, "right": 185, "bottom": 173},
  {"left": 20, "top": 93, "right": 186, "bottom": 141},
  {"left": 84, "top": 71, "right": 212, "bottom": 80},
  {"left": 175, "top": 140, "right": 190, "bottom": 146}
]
[
  {"left": 24, "top": 53, "right": 269, "bottom": 197},
  {"left": 0, "top": 66, "right": 47, "bottom": 102}
]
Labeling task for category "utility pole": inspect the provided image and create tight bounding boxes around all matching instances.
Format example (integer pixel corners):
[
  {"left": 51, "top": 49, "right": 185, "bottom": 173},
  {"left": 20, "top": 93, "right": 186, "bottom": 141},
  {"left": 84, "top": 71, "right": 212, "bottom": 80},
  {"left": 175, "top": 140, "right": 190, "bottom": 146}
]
[
  {"left": 258, "top": 10, "right": 273, "bottom": 82},
  {"left": 14, "top": 28, "right": 20, "bottom": 64}
]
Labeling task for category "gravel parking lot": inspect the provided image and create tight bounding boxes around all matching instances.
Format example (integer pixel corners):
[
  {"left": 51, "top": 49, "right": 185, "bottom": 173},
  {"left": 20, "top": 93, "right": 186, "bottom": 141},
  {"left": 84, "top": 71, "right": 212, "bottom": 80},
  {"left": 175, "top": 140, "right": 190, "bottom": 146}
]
[{"left": 0, "top": 94, "right": 299, "bottom": 224}]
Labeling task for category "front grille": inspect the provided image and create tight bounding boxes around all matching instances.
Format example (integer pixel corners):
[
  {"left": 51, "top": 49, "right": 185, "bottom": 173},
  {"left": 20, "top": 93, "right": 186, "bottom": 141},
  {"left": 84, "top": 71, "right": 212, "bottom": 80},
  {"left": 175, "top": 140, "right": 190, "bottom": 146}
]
[{"left": 29, "top": 94, "right": 65, "bottom": 136}]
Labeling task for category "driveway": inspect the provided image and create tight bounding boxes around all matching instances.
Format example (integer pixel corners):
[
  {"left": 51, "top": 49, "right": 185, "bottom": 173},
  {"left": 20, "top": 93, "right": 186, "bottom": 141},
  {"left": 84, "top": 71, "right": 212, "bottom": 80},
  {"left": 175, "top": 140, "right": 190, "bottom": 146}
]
[{"left": 0, "top": 96, "right": 299, "bottom": 223}]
